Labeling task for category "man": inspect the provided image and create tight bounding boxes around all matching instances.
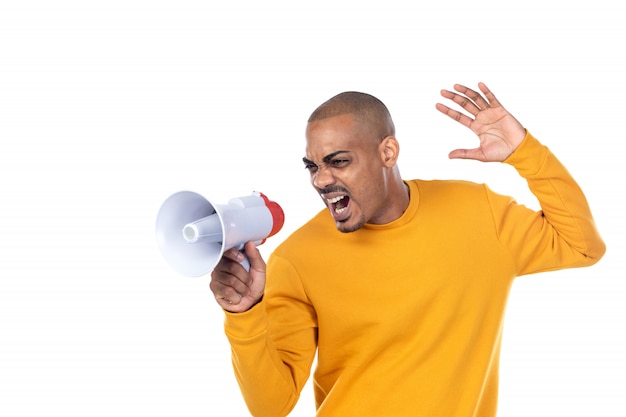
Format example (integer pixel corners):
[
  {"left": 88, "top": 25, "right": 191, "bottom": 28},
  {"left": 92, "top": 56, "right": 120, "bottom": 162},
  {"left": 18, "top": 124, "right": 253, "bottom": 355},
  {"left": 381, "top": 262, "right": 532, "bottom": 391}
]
[{"left": 210, "top": 83, "right": 606, "bottom": 416}]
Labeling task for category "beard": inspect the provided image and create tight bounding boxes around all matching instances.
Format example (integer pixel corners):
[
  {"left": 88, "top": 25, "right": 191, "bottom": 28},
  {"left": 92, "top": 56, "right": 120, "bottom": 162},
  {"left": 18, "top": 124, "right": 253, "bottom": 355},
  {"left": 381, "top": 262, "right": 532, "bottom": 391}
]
[{"left": 334, "top": 213, "right": 366, "bottom": 233}]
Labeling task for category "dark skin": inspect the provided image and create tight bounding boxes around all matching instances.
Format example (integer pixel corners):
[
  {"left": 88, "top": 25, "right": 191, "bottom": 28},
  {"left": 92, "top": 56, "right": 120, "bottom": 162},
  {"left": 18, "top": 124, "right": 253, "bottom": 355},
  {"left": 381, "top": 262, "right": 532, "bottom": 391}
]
[
  {"left": 210, "top": 82, "right": 526, "bottom": 312},
  {"left": 302, "top": 112, "right": 407, "bottom": 233}
]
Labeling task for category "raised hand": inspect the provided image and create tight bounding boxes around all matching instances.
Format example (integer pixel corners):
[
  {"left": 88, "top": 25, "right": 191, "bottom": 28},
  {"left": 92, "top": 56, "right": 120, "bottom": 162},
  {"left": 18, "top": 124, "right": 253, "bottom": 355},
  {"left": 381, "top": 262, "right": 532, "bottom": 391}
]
[{"left": 436, "top": 82, "right": 526, "bottom": 162}]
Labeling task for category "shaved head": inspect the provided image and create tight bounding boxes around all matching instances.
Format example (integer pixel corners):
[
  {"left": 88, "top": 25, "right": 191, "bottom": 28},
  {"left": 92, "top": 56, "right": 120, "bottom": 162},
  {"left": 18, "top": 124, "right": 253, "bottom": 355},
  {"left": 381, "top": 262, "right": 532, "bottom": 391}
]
[
  {"left": 308, "top": 91, "right": 395, "bottom": 141},
  {"left": 304, "top": 91, "right": 407, "bottom": 232}
]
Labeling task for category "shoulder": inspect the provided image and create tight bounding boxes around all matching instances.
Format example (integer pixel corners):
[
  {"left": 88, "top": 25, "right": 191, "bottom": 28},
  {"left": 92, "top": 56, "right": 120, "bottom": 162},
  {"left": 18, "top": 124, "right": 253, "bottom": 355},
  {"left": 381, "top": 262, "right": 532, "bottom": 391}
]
[
  {"left": 407, "top": 178, "right": 508, "bottom": 220},
  {"left": 410, "top": 178, "right": 490, "bottom": 198}
]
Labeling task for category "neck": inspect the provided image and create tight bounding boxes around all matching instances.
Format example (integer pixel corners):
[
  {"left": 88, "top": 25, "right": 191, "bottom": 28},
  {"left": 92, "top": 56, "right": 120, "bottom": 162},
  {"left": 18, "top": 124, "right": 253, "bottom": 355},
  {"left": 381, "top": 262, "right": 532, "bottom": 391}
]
[{"left": 387, "top": 168, "right": 410, "bottom": 221}]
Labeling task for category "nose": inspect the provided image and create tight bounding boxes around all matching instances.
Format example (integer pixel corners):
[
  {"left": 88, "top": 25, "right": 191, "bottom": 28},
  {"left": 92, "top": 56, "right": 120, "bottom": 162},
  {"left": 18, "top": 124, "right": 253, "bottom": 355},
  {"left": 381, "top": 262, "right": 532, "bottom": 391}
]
[{"left": 312, "top": 165, "right": 336, "bottom": 189}]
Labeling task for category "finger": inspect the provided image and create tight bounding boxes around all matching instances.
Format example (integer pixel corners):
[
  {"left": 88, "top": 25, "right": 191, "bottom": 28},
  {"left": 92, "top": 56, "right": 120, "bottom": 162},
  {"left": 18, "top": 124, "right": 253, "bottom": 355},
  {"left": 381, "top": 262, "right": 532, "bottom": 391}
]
[
  {"left": 210, "top": 279, "right": 247, "bottom": 306},
  {"left": 435, "top": 103, "right": 474, "bottom": 129},
  {"left": 211, "top": 260, "right": 252, "bottom": 297},
  {"left": 243, "top": 241, "right": 265, "bottom": 273},
  {"left": 448, "top": 147, "right": 486, "bottom": 161},
  {"left": 477, "top": 82, "right": 502, "bottom": 108},
  {"left": 222, "top": 247, "right": 245, "bottom": 263},
  {"left": 440, "top": 88, "right": 481, "bottom": 116},
  {"left": 452, "top": 84, "right": 490, "bottom": 111}
]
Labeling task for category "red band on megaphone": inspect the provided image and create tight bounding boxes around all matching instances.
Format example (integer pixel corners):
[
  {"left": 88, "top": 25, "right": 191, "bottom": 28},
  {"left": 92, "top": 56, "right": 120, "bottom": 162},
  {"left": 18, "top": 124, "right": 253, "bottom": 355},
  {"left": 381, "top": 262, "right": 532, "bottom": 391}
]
[{"left": 259, "top": 192, "right": 285, "bottom": 238}]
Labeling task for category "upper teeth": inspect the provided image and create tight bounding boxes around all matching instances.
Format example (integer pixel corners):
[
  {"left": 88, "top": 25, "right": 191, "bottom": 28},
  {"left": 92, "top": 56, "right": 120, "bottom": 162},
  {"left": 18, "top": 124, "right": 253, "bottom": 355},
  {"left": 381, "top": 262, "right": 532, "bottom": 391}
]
[
  {"left": 326, "top": 195, "right": 347, "bottom": 214},
  {"left": 327, "top": 196, "right": 345, "bottom": 204}
]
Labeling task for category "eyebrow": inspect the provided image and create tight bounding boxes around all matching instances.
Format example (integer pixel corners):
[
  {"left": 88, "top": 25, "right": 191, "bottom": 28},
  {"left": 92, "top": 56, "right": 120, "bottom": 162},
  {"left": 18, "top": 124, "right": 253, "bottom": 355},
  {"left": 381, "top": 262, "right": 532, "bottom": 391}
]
[{"left": 302, "top": 150, "right": 350, "bottom": 166}]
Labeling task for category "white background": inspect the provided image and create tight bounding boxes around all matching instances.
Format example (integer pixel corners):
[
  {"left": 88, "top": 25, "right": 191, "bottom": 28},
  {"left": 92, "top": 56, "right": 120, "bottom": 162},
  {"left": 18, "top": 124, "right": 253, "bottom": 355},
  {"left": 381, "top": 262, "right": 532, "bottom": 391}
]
[{"left": 1, "top": 1, "right": 624, "bottom": 416}]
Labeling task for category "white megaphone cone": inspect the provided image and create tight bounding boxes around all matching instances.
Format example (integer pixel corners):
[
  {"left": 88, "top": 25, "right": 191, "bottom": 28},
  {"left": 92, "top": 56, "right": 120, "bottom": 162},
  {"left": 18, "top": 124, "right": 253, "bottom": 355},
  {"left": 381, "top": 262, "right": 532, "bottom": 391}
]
[{"left": 155, "top": 191, "right": 284, "bottom": 277}]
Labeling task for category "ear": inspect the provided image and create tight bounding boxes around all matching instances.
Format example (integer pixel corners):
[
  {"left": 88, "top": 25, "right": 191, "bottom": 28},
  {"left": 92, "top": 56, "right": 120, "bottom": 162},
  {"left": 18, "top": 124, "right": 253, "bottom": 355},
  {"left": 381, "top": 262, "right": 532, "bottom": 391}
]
[{"left": 379, "top": 135, "right": 400, "bottom": 167}]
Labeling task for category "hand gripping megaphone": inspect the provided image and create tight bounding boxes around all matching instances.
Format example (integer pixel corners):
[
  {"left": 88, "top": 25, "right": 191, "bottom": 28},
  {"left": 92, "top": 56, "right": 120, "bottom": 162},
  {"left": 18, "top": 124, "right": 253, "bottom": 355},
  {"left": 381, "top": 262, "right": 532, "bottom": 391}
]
[{"left": 156, "top": 191, "right": 284, "bottom": 277}]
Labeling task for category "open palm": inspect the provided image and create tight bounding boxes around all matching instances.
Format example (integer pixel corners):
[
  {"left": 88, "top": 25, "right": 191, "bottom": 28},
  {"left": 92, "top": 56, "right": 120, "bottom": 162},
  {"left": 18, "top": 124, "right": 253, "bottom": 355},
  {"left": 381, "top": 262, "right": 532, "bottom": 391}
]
[{"left": 436, "top": 82, "right": 526, "bottom": 162}]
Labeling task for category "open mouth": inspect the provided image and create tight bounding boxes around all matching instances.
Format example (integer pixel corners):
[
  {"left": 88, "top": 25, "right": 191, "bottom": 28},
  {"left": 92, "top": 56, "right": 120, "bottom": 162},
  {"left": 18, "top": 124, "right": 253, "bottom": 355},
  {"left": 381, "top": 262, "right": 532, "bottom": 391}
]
[{"left": 327, "top": 195, "right": 350, "bottom": 215}]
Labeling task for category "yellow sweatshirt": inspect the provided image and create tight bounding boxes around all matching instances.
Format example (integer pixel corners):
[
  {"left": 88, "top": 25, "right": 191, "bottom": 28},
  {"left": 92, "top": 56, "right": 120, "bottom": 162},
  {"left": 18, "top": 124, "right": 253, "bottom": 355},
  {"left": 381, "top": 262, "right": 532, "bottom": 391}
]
[{"left": 223, "top": 132, "right": 605, "bottom": 417}]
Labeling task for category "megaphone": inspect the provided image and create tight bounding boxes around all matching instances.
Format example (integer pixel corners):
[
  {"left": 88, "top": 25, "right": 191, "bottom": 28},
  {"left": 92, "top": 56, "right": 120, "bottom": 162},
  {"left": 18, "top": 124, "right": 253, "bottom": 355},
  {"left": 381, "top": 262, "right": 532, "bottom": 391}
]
[{"left": 156, "top": 191, "right": 284, "bottom": 277}]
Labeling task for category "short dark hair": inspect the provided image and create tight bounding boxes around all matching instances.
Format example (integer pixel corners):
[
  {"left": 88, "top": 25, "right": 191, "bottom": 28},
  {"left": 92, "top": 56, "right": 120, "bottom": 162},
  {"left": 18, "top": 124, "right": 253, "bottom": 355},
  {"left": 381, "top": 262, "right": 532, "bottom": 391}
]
[{"left": 308, "top": 91, "right": 396, "bottom": 139}]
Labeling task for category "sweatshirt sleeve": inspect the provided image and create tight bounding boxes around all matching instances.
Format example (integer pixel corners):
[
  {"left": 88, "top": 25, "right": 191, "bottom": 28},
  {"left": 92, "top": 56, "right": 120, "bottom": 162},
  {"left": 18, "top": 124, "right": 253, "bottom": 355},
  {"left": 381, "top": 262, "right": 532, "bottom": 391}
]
[
  {"left": 223, "top": 254, "right": 317, "bottom": 417},
  {"left": 490, "top": 131, "right": 606, "bottom": 276}
]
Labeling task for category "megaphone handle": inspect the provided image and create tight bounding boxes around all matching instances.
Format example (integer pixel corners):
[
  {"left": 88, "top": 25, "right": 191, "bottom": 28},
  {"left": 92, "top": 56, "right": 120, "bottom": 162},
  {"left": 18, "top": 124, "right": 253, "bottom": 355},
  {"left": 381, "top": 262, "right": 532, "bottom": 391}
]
[
  {"left": 240, "top": 255, "right": 251, "bottom": 272},
  {"left": 232, "top": 243, "right": 251, "bottom": 272}
]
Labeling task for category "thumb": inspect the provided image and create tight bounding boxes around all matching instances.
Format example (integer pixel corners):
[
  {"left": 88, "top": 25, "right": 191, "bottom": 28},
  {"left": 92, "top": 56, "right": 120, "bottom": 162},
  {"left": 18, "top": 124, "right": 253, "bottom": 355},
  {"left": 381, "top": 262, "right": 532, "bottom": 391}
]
[
  {"left": 243, "top": 241, "right": 266, "bottom": 273},
  {"left": 449, "top": 148, "right": 486, "bottom": 161}
]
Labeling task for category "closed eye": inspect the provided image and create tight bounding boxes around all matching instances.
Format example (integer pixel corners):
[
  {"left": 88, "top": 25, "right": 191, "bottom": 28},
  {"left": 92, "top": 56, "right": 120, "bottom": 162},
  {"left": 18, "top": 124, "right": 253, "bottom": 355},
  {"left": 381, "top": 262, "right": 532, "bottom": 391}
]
[
  {"left": 303, "top": 158, "right": 318, "bottom": 173},
  {"left": 303, "top": 151, "right": 350, "bottom": 173},
  {"left": 330, "top": 158, "right": 349, "bottom": 167}
]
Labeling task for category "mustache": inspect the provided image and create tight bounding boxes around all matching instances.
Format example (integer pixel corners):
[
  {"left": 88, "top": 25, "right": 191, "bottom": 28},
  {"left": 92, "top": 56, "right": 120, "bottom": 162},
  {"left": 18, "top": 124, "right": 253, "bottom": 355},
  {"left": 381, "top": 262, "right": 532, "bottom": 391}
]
[{"left": 318, "top": 185, "right": 350, "bottom": 195}]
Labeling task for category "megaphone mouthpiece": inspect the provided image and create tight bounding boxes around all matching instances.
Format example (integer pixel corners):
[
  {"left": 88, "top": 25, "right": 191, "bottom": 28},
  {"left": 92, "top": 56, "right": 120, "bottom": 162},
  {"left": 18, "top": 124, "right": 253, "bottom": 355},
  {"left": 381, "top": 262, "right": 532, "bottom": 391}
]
[{"left": 182, "top": 214, "right": 223, "bottom": 244}]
